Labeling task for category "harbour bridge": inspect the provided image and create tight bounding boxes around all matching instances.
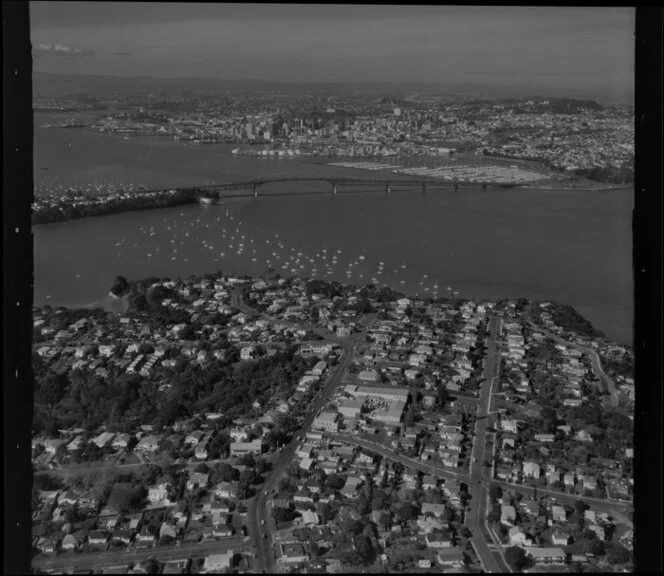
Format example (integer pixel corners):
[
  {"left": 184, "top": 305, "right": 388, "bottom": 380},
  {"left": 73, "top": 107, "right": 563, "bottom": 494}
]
[{"left": 148, "top": 172, "right": 531, "bottom": 199}]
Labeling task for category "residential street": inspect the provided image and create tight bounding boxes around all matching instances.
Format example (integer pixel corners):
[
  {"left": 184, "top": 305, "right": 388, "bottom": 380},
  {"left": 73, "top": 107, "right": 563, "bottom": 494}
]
[
  {"left": 242, "top": 288, "right": 371, "bottom": 574},
  {"left": 524, "top": 317, "right": 619, "bottom": 406},
  {"left": 323, "top": 431, "right": 465, "bottom": 480},
  {"left": 466, "top": 315, "right": 511, "bottom": 573},
  {"left": 489, "top": 479, "right": 632, "bottom": 514},
  {"left": 31, "top": 536, "right": 241, "bottom": 572}
]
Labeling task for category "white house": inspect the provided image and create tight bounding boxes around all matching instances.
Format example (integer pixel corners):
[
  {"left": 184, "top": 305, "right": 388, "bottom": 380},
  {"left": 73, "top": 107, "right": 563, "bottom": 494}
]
[{"left": 202, "top": 551, "right": 233, "bottom": 572}]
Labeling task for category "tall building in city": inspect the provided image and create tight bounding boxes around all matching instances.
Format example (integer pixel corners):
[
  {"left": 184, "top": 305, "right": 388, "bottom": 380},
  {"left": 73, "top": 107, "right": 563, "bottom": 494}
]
[{"left": 394, "top": 107, "right": 402, "bottom": 117}]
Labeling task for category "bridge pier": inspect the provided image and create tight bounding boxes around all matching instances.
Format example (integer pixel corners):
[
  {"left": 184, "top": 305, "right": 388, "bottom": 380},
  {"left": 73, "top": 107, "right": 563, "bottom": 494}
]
[{"left": 253, "top": 184, "right": 258, "bottom": 198}]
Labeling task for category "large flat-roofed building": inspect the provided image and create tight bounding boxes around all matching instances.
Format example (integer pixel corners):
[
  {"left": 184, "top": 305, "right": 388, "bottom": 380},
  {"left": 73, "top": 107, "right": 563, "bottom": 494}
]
[
  {"left": 370, "top": 399, "right": 406, "bottom": 425},
  {"left": 344, "top": 384, "right": 409, "bottom": 402},
  {"left": 338, "top": 398, "right": 364, "bottom": 419},
  {"left": 313, "top": 411, "right": 340, "bottom": 433}
]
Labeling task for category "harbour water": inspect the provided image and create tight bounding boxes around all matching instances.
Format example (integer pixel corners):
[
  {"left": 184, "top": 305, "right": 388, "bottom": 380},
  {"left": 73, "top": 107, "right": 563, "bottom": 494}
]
[{"left": 32, "top": 119, "right": 634, "bottom": 344}]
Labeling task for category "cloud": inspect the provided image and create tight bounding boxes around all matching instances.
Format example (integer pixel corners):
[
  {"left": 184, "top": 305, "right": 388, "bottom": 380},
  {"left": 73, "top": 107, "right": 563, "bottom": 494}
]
[{"left": 33, "top": 43, "right": 95, "bottom": 57}]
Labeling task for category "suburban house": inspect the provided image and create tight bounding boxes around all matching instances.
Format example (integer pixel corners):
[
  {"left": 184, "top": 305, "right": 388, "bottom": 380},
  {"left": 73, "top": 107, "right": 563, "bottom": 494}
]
[
  {"left": 552, "top": 530, "right": 571, "bottom": 546},
  {"left": 426, "top": 532, "right": 453, "bottom": 549},
  {"left": 509, "top": 526, "right": 532, "bottom": 547},
  {"left": 186, "top": 472, "right": 210, "bottom": 492},
  {"left": 501, "top": 505, "right": 517, "bottom": 526},
  {"left": 525, "top": 547, "right": 567, "bottom": 564},
  {"left": 230, "top": 438, "right": 262, "bottom": 457}
]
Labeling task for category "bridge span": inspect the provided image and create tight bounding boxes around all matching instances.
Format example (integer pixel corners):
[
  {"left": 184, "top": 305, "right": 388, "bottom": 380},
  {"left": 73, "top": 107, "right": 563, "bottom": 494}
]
[{"left": 151, "top": 175, "right": 526, "bottom": 199}]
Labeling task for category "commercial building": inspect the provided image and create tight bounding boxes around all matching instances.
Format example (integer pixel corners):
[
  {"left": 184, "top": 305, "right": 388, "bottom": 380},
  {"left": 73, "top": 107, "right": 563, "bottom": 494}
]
[
  {"left": 338, "top": 398, "right": 364, "bottom": 420},
  {"left": 313, "top": 411, "right": 340, "bottom": 433},
  {"left": 370, "top": 399, "right": 406, "bottom": 425},
  {"left": 344, "top": 384, "right": 409, "bottom": 402}
]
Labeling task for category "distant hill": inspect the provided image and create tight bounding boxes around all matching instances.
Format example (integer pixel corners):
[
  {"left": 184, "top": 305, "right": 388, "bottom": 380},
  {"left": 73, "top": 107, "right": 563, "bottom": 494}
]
[
  {"left": 32, "top": 71, "right": 631, "bottom": 106},
  {"left": 33, "top": 72, "right": 442, "bottom": 99}
]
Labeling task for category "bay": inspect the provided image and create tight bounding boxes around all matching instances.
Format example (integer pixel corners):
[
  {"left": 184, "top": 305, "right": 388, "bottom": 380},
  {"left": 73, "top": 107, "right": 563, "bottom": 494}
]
[{"left": 32, "top": 119, "right": 634, "bottom": 344}]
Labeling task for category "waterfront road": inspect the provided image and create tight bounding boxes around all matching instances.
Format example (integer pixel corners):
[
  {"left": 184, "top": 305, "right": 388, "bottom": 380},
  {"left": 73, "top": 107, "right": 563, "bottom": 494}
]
[
  {"left": 32, "top": 536, "right": 241, "bottom": 573},
  {"left": 466, "top": 315, "right": 511, "bottom": 574}
]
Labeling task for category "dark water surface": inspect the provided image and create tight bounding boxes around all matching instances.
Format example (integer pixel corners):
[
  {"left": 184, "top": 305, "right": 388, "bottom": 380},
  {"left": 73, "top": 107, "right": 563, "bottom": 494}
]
[{"left": 33, "top": 121, "right": 633, "bottom": 344}]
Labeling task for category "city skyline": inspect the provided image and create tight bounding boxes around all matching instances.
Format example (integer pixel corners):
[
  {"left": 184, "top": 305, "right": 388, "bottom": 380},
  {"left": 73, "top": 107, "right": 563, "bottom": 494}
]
[{"left": 30, "top": 3, "right": 634, "bottom": 103}]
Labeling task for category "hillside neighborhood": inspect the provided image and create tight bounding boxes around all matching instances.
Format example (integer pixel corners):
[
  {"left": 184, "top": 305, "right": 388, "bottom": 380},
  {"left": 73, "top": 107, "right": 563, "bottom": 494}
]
[{"left": 31, "top": 273, "right": 633, "bottom": 574}]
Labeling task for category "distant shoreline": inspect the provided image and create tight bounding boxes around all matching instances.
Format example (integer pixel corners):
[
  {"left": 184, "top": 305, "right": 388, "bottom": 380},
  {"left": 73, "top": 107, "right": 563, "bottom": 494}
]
[{"left": 517, "top": 184, "right": 633, "bottom": 192}]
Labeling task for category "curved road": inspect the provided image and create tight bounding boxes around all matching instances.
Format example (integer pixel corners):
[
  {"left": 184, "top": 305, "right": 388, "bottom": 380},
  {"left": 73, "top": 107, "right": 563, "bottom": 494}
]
[{"left": 525, "top": 317, "right": 619, "bottom": 406}]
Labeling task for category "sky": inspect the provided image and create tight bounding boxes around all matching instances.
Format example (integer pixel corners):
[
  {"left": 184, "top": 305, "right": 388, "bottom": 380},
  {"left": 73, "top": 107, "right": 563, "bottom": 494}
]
[{"left": 30, "top": 3, "right": 635, "bottom": 101}]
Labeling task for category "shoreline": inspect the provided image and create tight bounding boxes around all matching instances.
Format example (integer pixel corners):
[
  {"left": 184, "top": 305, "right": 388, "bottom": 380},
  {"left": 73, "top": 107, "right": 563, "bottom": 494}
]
[
  {"left": 67, "top": 293, "right": 130, "bottom": 314},
  {"left": 31, "top": 181, "right": 633, "bottom": 228},
  {"left": 35, "top": 282, "right": 631, "bottom": 347},
  {"left": 517, "top": 184, "right": 633, "bottom": 192}
]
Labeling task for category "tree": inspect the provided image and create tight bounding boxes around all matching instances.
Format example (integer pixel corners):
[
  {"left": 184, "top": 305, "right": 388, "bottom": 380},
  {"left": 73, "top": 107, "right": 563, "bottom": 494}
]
[
  {"left": 326, "top": 473, "right": 346, "bottom": 491},
  {"left": 317, "top": 502, "right": 333, "bottom": 524},
  {"left": 606, "top": 542, "right": 632, "bottom": 565},
  {"left": 255, "top": 458, "right": 269, "bottom": 475},
  {"left": 108, "top": 483, "right": 146, "bottom": 513},
  {"left": 64, "top": 504, "right": 81, "bottom": 524},
  {"left": 209, "top": 463, "right": 239, "bottom": 484},
  {"left": 138, "top": 342, "right": 155, "bottom": 355},
  {"left": 238, "top": 453, "right": 256, "bottom": 468},
  {"left": 371, "top": 489, "right": 389, "bottom": 511},
  {"left": 239, "top": 468, "right": 257, "bottom": 485},
  {"left": 343, "top": 517, "right": 364, "bottom": 535},
  {"left": 37, "top": 372, "right": 69, "bottom": 406},
  {"left": 505, "top": 546, "right": 528, "bottom": 571},
  {"left": 487, "top": 504, "right": 502, "bottom": 525},
  {"left": 397, "top": 502, "right": 419, "bottom": 521},
  {"left": 574, "top": 500, "right": 588, "bottom": 515},
  {"left": 110, "top": 276, "right": 129, "bottom": 297},
  {"left": 33, "top": 473, "right": 65, "bottom": 492},
  {"left": 273, "top": 505, "right": 299, "bottom": 523},
  {"left": 354, "top": 493, "right": 371, "bottom": 516},
  {"left": 343, "top": 534, "right": 375, "bottom": 566},
  {"left": 489, "top": 484, "right": 503, "bottom": 501}
]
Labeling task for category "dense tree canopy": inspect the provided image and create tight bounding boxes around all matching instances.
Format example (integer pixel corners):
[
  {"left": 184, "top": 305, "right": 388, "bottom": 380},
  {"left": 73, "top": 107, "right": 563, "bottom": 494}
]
[
  {"left": 33, "top": 344, "right": 312, "bottom": 435},
  {"left": 505, "top": 546, "right": 529, "bottom": 571}
]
